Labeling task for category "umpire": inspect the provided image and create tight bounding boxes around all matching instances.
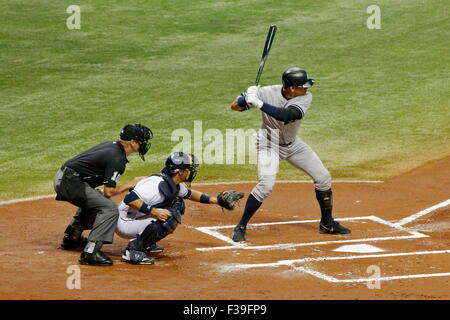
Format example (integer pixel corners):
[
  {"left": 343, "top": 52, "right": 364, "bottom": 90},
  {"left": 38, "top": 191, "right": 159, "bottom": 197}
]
[{"left": 53, "top": 124, "right": 153, "bottom": 266}]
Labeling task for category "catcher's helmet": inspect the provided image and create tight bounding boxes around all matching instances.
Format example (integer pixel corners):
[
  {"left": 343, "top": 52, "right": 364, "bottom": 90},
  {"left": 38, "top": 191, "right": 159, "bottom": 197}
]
[
  {"left": 162, "top": 152, "right": 199, "bottom": 183},
  {"left": 120, "top": 124, "right": 153, "bottom": 160},
  {"left": 282, "top": 67, "right": 315, "bottom": 89}
]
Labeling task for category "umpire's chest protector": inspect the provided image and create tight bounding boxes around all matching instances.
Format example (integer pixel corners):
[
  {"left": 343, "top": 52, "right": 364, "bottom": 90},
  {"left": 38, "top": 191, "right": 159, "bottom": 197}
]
[{"left": 152, "top": 174, "right": 180, "bottom": 208}]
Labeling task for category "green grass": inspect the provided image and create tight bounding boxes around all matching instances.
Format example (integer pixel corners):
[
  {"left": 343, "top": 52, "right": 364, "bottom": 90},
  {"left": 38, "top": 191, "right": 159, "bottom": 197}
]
[{"left": 0, "top": 0, "right": 449, "bottom": 200}]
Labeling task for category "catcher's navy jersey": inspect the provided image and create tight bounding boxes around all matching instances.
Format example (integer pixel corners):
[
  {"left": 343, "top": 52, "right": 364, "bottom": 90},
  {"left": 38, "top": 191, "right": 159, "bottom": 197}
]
[{"left": 64, "top": 141, "right": 128, "bottom": 188}]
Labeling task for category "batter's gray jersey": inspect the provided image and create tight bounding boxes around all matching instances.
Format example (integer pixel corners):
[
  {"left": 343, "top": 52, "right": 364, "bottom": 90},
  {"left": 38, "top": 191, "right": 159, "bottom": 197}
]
[
  {"left": 250, "top": 85, "right": 312, "bottom": 145},
  {"left": 246, "top": 84, "right": 331, "bottom": 201}
]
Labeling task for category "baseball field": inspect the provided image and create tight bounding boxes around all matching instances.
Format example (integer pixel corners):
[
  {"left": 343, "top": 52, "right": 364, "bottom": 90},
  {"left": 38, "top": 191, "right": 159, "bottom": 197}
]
[{"left": 0, "top": 0, "right": 449, "bottom": 301}]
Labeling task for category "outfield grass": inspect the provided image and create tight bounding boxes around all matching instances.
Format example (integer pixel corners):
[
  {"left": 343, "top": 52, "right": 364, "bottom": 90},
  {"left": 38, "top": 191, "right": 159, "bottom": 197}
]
[{"left": 0, "top": 0, "right": 448, "bottom": 200}]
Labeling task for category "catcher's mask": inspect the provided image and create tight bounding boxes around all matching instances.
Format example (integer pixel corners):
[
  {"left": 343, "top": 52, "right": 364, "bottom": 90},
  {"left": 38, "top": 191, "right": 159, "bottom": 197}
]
[
  {"left": 120, "top": 124, "right": 153, "bottom": 161},
  {"left": 162, "top": 152, "right": 199, "bottom": 183}
]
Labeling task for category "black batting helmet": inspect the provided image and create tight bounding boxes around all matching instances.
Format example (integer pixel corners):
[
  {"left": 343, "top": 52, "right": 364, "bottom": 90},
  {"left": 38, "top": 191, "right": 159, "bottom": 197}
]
[
  {"left": 282, "top": 67, "right": 315, "bottom": 89},
  {"left": 162, "top": 152, "right": 199, "bottom": 183},
  {"left": 120, "top": 124, "right": 153, "bottom": 160}
]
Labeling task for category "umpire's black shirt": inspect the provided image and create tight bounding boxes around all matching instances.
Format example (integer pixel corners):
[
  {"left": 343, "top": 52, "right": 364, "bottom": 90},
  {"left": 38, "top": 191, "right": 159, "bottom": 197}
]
[{"left": 64, "top": 141, "right": 129, "bottom": 188}]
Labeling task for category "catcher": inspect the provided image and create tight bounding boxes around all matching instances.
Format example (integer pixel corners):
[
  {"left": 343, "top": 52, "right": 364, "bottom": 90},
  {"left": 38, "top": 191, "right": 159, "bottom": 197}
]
[{"left": 116, "top": 151, "right": 244, "bottom": 265}]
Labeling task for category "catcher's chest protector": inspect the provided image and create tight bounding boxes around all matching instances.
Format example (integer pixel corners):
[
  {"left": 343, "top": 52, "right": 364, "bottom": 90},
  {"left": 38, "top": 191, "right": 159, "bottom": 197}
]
[{"left": 151, "top": 174, "right": 180, "bottom": 208}]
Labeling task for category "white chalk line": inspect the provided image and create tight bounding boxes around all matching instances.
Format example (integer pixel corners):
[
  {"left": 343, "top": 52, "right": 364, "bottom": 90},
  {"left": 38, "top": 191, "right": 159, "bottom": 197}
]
[
  {"left": 291, "top": 250, "right": 450, "bottom": 283},
  {"left": 0, "top": 194, "right": 55, "bottom": 206},
  {"left": 195, "top": 216, "right": 428, "bottom": 252},
  {"left": 220, "top": 250, "right": 450, "bottom": 283},
  {"left": 394, "top": 198, "right": 450, "bottom": 226},
  {"left": 195, "top": 199, "right": 450, "bottom": 251},
  {"left": 0, "top": 180, "right": 383, "bottom": 206},
  {"left": 198, "top": 235, "right": 427, "bottom": 252},
  {"left": 199, "top": 200, "right": 450, "bottom": 283},
  {"left": 220, "top": 250, "right": 450, "bottom": 271},
  {"left": 290, "top": 266, "right": 450, "bottom": 283},
  {"left": 199, "top": 216, "right": 372, "bottom": 230}
]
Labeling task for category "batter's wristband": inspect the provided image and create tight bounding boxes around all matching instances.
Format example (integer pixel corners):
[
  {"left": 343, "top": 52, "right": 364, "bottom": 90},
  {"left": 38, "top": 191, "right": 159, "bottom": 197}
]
[
  {"left": 237, "top": 96, "right": 247, "bottom": 108},
  {"left": 139, "top": 203, "right": 153, "bottom": 214},
  {"left": 200, "top": 193, "right": 211, "bottom": 204}
]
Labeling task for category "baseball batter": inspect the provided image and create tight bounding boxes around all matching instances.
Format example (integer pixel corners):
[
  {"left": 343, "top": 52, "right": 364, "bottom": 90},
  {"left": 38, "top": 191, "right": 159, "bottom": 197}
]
[
  {"left": 116, "top": 152, "right": 243, "bottom": 265},
  {"left": 230, "top": 67, "right": 351, "bottom": 242}
]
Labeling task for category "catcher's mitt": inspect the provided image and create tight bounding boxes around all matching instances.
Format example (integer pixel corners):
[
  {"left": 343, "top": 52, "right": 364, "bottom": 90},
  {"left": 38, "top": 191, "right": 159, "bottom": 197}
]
[{"left": 217, "top": 190, "right": 244, "bottom": 210}]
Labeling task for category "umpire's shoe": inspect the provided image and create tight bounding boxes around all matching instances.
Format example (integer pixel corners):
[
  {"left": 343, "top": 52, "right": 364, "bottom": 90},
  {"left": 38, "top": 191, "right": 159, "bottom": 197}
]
[
  {"left": 232, "top": 225, "right": 247, "bottom": 242},
  {"left": 122, "top": 249, "right": 155, "bottom": 265},
  {"left": 79, "top": 241, "right": 113, "bottom": 266},
  {"left": 61, "top": 225, "right": 88, "bottom": 250},
  {"left": 319, "top": 220, "right": 351, "bottom": 235}
]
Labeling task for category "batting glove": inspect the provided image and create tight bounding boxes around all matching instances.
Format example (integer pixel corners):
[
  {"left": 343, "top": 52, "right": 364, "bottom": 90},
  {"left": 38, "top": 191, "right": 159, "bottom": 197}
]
[
  {"left": 247, "top": 85, "right": 260, "bottom": 95},
  {"left": 245, "top": 93, "right": 263, "bottom": 109}
]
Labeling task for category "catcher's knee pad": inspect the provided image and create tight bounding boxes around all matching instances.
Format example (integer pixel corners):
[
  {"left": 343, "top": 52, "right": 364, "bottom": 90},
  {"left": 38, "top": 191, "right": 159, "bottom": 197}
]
[
  {"left": 140, "top": 220, "right": 173, "bottom": 246},
  {"left": 172, "top": 197, "right": 185, "bottom": 216},
  {"left": 139, "top": 203, "right": 183, "bottom": 246}
]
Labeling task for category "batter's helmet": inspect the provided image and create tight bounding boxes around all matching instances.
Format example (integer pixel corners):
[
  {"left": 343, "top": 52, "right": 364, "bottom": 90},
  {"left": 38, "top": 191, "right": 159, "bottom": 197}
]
[
  {"left": 120, "top": 124, "right": 153, "bottom": 160},
  {"left": 282, "top": 67, "right": 315, "bottom": 89},
  {"left": 162, "top": 152, "right": 199, "bottom": 183}
]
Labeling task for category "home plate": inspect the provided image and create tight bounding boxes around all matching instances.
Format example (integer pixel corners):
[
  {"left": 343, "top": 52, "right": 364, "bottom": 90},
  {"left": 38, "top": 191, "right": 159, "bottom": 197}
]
[{"left": 333, "top": 244, "right": 385, "bottom": 253}]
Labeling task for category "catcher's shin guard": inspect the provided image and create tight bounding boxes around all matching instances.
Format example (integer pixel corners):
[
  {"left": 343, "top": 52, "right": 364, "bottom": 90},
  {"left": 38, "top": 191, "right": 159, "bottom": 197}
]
[
  {"left": 139, "top": 220, "right": 174, "bottom": 248},
  {"left": 126, "top": 234, "right": 146, "bottom": 251}
]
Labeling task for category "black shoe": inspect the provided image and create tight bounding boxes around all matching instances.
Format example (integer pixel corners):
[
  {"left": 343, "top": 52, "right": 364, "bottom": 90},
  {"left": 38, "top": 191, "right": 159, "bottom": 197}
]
[
  {"left": 319, "top": 220, "right": 351, "bottom": 235},
  {"left": 61, "top": 226, "right": 88, "bottom": 250},
  {"left": 79, "top": 250, "right": 113, "bottom": 266},
  {"left": 232, "top": 225, "right": 246, "bottom": 242},
  {"left": 144, "top": 243, "right": 164, "bottom": 253},
  {"left": 122, "top": 249, "right": 155, "bottom": 265}
]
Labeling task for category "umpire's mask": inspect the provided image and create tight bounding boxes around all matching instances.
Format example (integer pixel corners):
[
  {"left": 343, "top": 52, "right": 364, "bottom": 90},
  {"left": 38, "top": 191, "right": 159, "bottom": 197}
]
[{"left": 120, "top": 124, "right": 153, "bottom": 161}]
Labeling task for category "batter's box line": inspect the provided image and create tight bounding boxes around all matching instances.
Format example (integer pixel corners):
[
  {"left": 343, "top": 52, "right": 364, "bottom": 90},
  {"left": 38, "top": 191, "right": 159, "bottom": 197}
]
[
  {"left": 193, "top": 216, "right": 428, "bottom": 252},
  {"left": 218, "top": 250, "right": 450, "bottom": 283}
]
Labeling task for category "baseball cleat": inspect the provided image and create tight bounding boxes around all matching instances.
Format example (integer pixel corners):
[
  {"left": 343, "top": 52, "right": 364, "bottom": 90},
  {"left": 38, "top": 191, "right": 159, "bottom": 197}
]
[
  {"left": 232, "top": 225, "right": 247, "bottom": 242},
  {"left": 144, "top": 243, "right": 164, "bottom": 253},
  {"left": 122, "top": 249, "right": 155, "bottom": 265},
  {"left": 319, "top": 220, "right": 351, "bottom": 235},
  {"left": 79, "top": 250, "right": 113, "bottom": 266}
]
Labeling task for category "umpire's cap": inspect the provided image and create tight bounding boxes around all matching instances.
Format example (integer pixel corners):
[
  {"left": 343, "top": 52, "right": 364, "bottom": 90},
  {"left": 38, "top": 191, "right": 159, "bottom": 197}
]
[
  {"left": 162, "top": 152, "right": 199, "bottom": 182},
  {"left": 120, "top": 124, "right": 153, "bottom": 160},
  {"left": 282, "top": 67, "right": 315, "bottom": 89}
]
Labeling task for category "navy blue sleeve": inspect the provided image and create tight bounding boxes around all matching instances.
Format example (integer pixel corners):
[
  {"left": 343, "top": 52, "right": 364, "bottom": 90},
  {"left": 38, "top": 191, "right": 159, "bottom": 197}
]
[
  {"left": 260, "top": 104, "right": 303, "bottom": 124},
  {"left": 124, "top": 190, "right": 140, "bottom": 204}
]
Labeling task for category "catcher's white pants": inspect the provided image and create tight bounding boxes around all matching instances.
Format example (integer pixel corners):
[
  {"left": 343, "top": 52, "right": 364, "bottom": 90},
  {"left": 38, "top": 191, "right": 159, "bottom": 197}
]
[{"left": 115, "top": 215, "right": 157, "bottom": 240}]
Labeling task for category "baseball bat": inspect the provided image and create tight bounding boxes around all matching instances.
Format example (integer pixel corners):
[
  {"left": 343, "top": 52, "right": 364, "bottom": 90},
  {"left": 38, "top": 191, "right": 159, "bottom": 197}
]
[{"left": 255, "top": 25, "right": 277, "bottom": 86}]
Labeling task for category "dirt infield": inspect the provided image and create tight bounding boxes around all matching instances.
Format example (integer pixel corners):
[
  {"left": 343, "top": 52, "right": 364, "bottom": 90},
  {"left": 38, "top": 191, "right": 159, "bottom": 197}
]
[{"left": 0, "top": 156, "right": 449, "bottom": 300}]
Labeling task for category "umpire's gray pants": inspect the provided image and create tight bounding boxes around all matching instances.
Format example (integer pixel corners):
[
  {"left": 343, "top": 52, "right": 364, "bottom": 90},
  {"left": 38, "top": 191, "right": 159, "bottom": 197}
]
[
  {"left": 54, "top": 168, "right": 119, "bottom": 244},
  {"left": 251, "top": 137, "right": 332, "bottom": 202}
]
